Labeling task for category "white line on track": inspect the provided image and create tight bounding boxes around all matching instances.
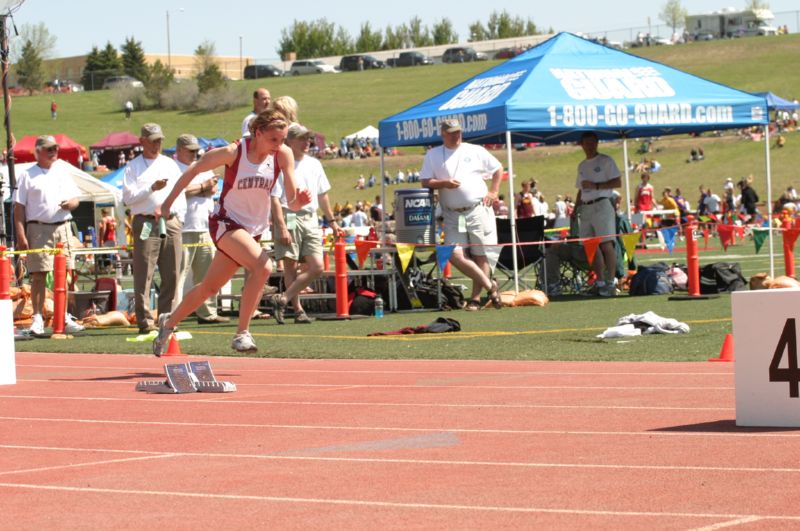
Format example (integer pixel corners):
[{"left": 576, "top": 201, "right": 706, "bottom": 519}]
[
  {"left": 0, "top": 394, "right": 732, "bottom": 411},
  {"left": 2, "top": 416, "right": 798, "bottom": 438},
  {"left": 690, "top": 516, "right": 764, "bottom": 530},
  {"left": 10, "top": 381, "right": 735, "bottom": 390},
  {"left": 3, "top": 444, "right": 800, "bottom": 474},
  {"left": 0, "top": 482, "right": 798, "bottom": 521},
  {"left": 0, "top": 454, "right": 174, "bottom": 477},
  {"left": 15, "top": 363, "right": 734, "bottom": 376}
]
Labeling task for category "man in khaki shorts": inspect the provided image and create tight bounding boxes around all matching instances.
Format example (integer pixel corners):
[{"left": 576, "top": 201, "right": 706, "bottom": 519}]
[
  {"left": 574, "top": 131, "right": 622, "bottom": 297},
  {"left": 13, "top": 135, "right": 85, "bottom": 335},
  {"left": 270, "top": 123, "right": 339, "bottom": 324},
  {"left": 420, "top": 119, "right": 504, "bottom": 311}
]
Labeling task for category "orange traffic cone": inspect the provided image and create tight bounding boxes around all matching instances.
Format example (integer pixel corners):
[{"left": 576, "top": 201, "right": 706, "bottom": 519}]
[
  {"left": 709, "top": 333, "right": 734, "bottom": 362},
  {"left": 163, "top": 334, "right": 185, "bottom": 357}
]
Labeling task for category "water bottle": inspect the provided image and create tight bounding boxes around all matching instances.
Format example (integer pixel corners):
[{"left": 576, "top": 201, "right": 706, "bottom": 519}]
[{"left": 374, "top": 295, "right": 384, "bottom": 318}]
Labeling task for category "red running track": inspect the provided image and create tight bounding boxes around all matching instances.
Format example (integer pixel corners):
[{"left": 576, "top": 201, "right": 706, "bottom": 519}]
[{"left": 2, "top": 352, "right": 800, "bottom": 529}]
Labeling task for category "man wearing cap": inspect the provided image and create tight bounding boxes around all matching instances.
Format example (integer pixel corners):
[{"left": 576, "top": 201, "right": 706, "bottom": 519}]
[
  {"left": 123, "top": 123, "right": 186, "bottom": 333},
  {"left": 173, "top": 134, "right": 229, "bottom": 324},
  {"left": 241, "top": 87, "right": 271, "bottom": 138},
  {"left": 574, "top": 131, "right": 621, "bottom": 297},
  {"left": 13, "top": 135, "right": 85, "bottom": 335},
  {"left": 420, "top": 118, "right": 503, "bottom": 311},
  {"left": 269, "top": 123, "right": 339, "bottom": 324}
]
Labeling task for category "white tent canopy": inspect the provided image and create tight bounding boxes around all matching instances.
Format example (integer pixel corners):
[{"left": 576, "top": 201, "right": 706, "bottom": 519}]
[{"left": 345, "top": 125, "right": 379, "bottom": 141}]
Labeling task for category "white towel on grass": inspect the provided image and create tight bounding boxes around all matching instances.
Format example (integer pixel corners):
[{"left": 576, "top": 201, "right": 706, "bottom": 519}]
[{"left": 597, "top": 311, "right": 690, "bottom": 339}]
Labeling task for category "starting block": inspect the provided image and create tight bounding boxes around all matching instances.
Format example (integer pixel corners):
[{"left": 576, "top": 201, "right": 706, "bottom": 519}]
[{"left": 135, "top": 361, "right": 236, "bottom": 394}]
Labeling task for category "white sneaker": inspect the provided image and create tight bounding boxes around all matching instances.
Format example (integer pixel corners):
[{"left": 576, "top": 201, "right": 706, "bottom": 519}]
[
  {"left": 232, "top": 330, "right": 258, "bottom": 353},
  {"left": 64, "top": 313, "right": 85, "bottom": 334},
  {"left": 29, "top": 314, "right": 45, "bottom": 335}
]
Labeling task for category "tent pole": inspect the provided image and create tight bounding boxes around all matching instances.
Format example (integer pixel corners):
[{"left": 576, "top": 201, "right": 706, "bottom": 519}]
[
  {"left": 506, "top": 131, "right": 519, "bottom": 293},
  {"left": 622, "top": 138, "right": 631, "bottom": 223},
  {"left": 379, "top": 149, "right": 385, "bottom": 246},
  {"left": 764, "top": 125, "right": 774, "bottom": 277}
]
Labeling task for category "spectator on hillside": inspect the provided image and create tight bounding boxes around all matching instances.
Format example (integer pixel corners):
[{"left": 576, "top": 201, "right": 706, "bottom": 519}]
[
  {"left": 635, "top": 173, "right": 655, "bottom": 213},
  {"left": 738, "top": 177, "right": 759, "bottom": 219},
  {"left": 703, "top": 187, "right": 722, "bottom": 215},
  {"left": 354, "top": 174, "right": 365, "bottom": 189},
  {"left": 370, "top": 195, "right": 383, "bottom": 222},
  {"left": 516, "top": 180, "right": 536, "bottom": 219}
]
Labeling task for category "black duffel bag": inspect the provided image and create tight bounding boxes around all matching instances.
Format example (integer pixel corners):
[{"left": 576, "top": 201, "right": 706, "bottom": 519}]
[{"left": 699, "top": 262, "right": 746, "bottom": 294}]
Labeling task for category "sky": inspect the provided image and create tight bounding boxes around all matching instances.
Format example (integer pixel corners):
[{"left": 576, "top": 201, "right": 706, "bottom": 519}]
[{"left": 9, "top": 0, "right": 799, "bottom": 62}]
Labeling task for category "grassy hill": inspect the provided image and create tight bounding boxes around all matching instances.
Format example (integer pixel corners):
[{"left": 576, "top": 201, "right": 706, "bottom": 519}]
[{"left": 11, "top": 34, "right": 800, "bottom": 207}]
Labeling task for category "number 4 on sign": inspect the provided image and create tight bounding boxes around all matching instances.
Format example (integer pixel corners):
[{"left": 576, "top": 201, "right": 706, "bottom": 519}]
[{"left": 769, "top": 318, "right": 800, "bottom": 398}]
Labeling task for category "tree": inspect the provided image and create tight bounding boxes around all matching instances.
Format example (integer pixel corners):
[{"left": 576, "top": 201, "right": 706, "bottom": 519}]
[
  {"left": 146, "top": 59, "right": 175, "bottom": 107},
  {"left": 469, "top": 10, "right": 539, "bottom": 41},
  {"left": 15, "top": 40, "right": 44, "bottom": 94},
  {"left": 355, "top": 22, "right": 383, "bottom": 53},
  {"left": 194, "top": 40, "right": 225, "bottom": 93},
  {"left": 99, "top": 42, "right": 123, "bottom": 74},
  {"left": 432, "top": 18, "right": 458, "bottom": 45},
  {"left": 659, "top": 0, "right": 688, "bottom": 34},
  {"left": 468, "top": 22, "right": 488, "bottom": 42},
  {"left": 277, "top": 19, "right": 353, "bottom": 60},
  {"left": 10, "top": 22, "right": 56, "bottom": 63},
  {"left": 745, "top": 0, "right": 770, "bottom": 10},
  {"left": 120, "top": 37, "right": 149, "bottom": 83},
  {"left": 407, "top": 16, "right": 432, "bottom": 47},
  {"left": 81, "top": 46, "right": 103, "bottom": 90},
  {"left": 381, "top": 25, "right": 404, "bottom": 50}
]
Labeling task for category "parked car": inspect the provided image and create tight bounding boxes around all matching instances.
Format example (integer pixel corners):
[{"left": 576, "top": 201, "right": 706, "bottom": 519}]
[
  {"left": 442, "top": 47, "right": 488, "bottom": 63},
  {"left": 396, "top": 51, "right": 432, "bottom": 67},
  {"left": 694, "top": 30, "right": 715, "bottom": 41},
  {"left": 102, "top": 76, "right": 144, "bottom": 89},
  {"left": 339, "top": 54, "right": 386, "bottom": 71},
  {"left": 289, "top": 60, "right": 338, "bottom": 76},
  {"left": 493, "top": 47, "right": 523, "bottom": 60},
  {"left": 243, "top": 64, "right": 283, "bottom": 79},
  {"left": 386, "top": 57, "right": 398, "bottom": 68}
]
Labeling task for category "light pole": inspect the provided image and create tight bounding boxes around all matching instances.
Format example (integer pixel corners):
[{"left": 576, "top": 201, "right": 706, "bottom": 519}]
[
  {"left": 239, "top": 35, "right": 243, "bottom": 80},
  {"left": 166, "top": 8, "right": 184, "bottom": 69},
  {"left": 166, "top": 10, "right": 171, "bottom": 68},
  {"left": 0, "top": 0, "right": 24, "bottom": 246}
]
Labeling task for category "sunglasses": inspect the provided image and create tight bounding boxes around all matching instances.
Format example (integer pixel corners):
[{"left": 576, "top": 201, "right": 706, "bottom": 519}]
[{"left": 44, "top": 146, "right": 59, "bottom": 153}]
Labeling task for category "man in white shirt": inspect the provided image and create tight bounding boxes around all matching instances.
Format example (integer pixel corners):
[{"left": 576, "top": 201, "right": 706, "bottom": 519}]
[
  {"left": 13, "top": 135, "right": 84, "bottom": 335},
  {"left": 270, "top": 123, "right": 340, "bottom": 324},
  {"left": 420, "top": 118, "right": 503, "bottom": 311},
  {"left": 173, "top": 134, "right": 229, "bottom": 325},
  {"left": 575, "top": 131, "right": 621, "bottom": 297},
  {"left": 241, "top": 88, "right": 271, "bottom": 138},
  {"left": 123, "top": 123, "right": 187, "bottom": 333}
]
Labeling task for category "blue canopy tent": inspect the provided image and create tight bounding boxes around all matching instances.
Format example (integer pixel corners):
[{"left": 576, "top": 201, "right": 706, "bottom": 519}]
[
  {"left": 752, "top": 92, "right": 799, "bottom": 112},
  {"left": 162, "top": 137, "right": 229, "bottom": 156},
  {"left": 379, "top": 32, "right": 775, "bottom": 287},
  {"left": 100, "top": 165, "right": 125, "bottom": 189}
]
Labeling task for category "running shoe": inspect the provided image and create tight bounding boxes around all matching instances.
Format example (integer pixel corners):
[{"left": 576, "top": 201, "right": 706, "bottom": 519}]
[
  {"left": 64, "top": 313, "right": 85, "bottom": 334},
  {"left": 29, "top": 314, "right": 45, "bottom": 335},
  {"left": 152, "top": 312, "right": 174, "bottom": 357},
  {"left": 231, "top": 330, "right": 258, "bottom": 353}
]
